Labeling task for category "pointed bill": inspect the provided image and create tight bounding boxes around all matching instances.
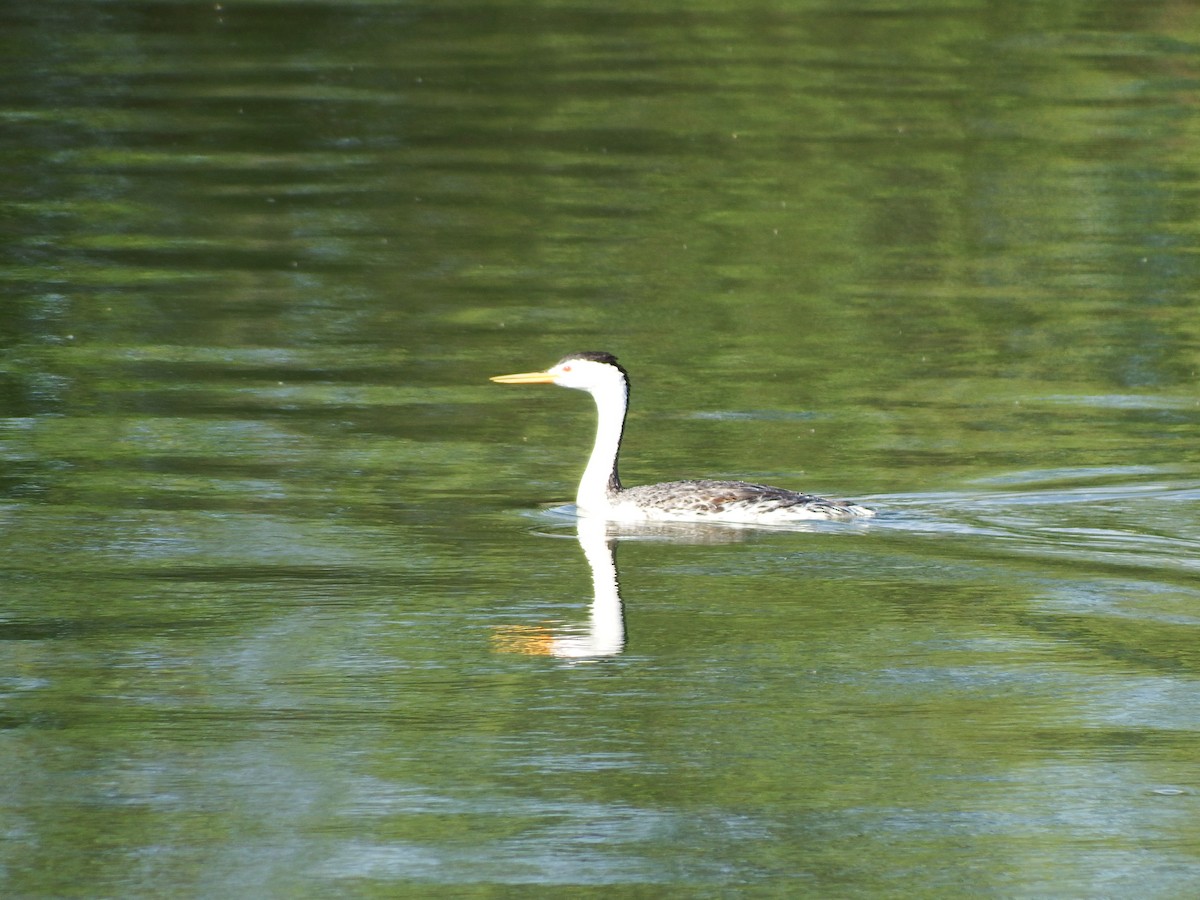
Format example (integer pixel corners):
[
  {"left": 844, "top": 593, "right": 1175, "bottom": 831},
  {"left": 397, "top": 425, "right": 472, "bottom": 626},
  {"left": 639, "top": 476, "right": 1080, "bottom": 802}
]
[{"left": 490, "top": 370, "right": 557, "bottom": 384}]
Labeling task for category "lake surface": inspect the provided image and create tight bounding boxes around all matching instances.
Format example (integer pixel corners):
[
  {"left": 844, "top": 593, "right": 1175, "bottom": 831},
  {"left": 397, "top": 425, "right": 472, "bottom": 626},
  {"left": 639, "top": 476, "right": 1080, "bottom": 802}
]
[{"left": 3, "top": 0, "right": 1200, "bottom": 896}]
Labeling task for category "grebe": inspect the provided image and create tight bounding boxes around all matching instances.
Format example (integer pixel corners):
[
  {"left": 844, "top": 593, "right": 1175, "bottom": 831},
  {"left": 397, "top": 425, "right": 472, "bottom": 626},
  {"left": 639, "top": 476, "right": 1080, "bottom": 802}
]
[{"left": 490, "top": 351, "right": 874, "bottom": 524}]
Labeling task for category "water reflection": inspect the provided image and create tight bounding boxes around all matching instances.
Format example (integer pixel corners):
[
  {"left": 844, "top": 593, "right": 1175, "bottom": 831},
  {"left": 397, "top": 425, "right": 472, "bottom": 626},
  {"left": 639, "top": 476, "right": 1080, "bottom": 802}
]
[
  {"left": 493, "top": 516, "right": 625, "bottom": 659},
  {"left": 492, "top": 513, "right": 842, "bottom": 659}
]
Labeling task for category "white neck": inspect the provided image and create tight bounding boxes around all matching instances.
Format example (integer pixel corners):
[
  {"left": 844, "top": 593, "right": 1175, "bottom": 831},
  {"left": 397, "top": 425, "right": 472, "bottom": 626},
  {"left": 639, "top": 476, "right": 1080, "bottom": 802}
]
[{"left": 576, "top": 374, "right": 627, "bottom": 513}]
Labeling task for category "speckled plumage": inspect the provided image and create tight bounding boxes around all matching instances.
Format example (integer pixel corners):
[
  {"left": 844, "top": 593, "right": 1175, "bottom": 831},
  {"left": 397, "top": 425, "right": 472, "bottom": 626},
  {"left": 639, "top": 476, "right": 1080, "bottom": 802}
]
[
  {"left": 491, "top": 352, "right": 875, "bottom": 524},
  {"left": 614, "top": 479, "right": 873, "bottom": 522}
]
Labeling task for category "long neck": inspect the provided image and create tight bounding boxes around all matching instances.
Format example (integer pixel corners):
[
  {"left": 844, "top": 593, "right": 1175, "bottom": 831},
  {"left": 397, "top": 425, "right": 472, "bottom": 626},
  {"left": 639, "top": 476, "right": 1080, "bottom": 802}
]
[{"left": 576, "top": 374, "right": 627, "bottom": 512}]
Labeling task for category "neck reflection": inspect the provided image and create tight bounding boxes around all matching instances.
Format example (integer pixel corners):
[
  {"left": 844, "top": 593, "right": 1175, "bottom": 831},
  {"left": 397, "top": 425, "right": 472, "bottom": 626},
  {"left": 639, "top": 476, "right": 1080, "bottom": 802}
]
[{"left": 493, "top": 516, "right": 625, "bottom": 659}]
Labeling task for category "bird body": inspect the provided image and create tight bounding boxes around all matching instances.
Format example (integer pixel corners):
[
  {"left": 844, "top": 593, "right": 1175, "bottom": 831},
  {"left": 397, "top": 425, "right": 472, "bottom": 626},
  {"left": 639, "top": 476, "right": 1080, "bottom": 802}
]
[{"left": 491, "top": 351, "right": 874, "bottom": 524}]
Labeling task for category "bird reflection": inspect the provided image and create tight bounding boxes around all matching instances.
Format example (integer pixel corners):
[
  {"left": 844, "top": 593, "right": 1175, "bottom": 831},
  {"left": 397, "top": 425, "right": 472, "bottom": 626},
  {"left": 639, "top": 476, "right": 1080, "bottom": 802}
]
[
  {"left": 493, "top": 515, "right": 758, "bottom": 659},
  {"left": 493, "top": 516, "right": 624, "bottom": 658}
]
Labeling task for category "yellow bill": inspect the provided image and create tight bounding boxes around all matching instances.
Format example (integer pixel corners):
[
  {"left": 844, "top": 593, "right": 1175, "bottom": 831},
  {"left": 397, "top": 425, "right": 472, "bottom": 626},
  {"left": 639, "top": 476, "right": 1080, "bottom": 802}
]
[{"left": 490, "top": 370, "right": 557, "bottom": 384}]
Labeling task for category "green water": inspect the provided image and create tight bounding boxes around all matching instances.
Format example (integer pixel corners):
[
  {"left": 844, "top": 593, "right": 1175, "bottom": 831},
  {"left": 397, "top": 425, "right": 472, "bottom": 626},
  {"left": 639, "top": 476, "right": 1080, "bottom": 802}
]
[{"left": 3, "top": 1, "right": 1200, "bottom": 896}]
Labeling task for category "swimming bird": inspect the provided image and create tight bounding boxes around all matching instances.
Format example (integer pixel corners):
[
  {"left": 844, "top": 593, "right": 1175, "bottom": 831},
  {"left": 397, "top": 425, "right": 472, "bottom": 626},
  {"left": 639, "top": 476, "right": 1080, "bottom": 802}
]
[{"left": 490, "top": 351, "right": 874, "bottom": 524}]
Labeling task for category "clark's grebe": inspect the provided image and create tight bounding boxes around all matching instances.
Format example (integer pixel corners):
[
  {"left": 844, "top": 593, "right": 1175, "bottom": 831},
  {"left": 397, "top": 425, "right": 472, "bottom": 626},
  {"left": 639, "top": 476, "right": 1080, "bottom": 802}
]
[{"left": 491, "top": 351, "right": 874, "bottom": 524}]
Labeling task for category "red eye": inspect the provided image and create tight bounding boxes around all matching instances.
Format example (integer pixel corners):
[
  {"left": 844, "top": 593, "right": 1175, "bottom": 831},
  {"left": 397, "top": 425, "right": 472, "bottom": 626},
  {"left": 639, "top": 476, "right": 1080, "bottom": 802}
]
[{"left": 562, "top": 365, "right": 572, "bottom": 372}]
